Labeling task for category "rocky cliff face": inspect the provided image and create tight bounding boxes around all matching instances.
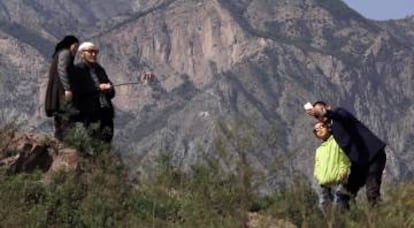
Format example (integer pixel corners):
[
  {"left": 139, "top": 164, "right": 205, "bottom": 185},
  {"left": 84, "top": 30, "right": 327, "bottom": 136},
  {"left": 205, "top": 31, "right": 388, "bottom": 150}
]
[{"left": 0, "top": 0, "right": 413, "bottom": 186}]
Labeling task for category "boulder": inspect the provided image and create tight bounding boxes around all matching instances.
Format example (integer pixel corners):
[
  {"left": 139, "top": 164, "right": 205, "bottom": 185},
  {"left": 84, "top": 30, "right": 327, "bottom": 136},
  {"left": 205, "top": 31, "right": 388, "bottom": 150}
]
[{"left": 0, "top": 133, "right": 80, "bottom": 176}]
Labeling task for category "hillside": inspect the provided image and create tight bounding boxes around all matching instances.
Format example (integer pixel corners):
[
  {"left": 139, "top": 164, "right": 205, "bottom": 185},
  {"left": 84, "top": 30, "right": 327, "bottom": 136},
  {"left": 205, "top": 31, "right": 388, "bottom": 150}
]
[
  {"left": 0, "top": 0, "right": 412, "bottom": 186},
  {"left": 0, "top": 132, "right": 412, "bottom": 227}
]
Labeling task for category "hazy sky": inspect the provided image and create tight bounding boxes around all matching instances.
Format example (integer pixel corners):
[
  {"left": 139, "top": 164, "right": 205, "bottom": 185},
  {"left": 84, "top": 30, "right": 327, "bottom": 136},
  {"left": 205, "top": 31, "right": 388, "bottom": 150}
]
[{"left": 342, "top": 0, "right": 414, "bottom": 20}]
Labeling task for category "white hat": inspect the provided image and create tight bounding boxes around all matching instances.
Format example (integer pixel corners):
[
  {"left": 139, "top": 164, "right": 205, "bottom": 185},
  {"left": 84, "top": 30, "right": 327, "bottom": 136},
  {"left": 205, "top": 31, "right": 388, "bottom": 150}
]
[{"left": 78, "top": 41, "right": 97, "bottom": 52}]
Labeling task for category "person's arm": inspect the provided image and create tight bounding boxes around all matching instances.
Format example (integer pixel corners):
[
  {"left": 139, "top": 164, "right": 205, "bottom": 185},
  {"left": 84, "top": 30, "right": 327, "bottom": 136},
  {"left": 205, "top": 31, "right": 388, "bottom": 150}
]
[
  {"left": 57, "top": 50, "right": 72, "bottom": 90},
  {"left": 105, "top": 79, "right": 115, "bottom": 99},
  {"left": 57, "top": 50, "right": 73, "bottom": 97},
  {"left": 314, "top": 149, "right": 321, "bottom": 184},
  {"left": 307, "top": 105, "right": 354, "bottom": 125},
  {"left": 97, "top": 66, "right": 115, "bottom": 99},
  {"left": 336, "top": 148, "right": 351, "bottom": 183},
  {"left": 324, "top": 108, "right": 354, "bottom": 124}
]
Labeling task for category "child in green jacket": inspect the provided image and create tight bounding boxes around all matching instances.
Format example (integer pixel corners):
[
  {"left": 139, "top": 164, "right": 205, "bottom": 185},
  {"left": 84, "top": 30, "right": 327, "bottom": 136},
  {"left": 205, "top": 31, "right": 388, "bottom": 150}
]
[{"left": 313, "top": 121, "right": 351, "bottom": 212}]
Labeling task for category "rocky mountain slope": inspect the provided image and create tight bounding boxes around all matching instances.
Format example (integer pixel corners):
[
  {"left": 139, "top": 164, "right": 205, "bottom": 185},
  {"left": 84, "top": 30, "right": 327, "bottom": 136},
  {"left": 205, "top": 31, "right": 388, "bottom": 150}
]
[{"left": 0, "top": 0, "right": 412, "bottom": 186}]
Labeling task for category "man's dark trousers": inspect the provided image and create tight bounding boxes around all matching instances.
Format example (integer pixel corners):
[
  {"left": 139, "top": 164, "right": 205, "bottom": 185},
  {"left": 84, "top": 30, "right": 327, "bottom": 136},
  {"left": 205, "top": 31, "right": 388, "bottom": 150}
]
[{"left": 345, "top": 149, "right": 386, "bottom": 205}]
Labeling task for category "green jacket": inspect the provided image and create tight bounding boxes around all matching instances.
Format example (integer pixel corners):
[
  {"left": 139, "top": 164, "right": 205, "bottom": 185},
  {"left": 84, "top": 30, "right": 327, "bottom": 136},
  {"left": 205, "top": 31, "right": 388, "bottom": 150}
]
[{"left": 314, "top": 135, "right": 351, "bottom": 186}]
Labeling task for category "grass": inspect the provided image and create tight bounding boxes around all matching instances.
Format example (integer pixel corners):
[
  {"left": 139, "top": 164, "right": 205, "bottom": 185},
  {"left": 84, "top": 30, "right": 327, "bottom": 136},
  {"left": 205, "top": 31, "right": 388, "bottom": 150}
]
[{"left": 0, "top": 122, "right": 413, "bottom": 227}]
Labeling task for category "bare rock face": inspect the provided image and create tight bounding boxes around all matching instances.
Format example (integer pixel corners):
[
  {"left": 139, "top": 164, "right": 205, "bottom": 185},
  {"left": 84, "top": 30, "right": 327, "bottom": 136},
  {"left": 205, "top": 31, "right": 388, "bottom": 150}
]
[
  {"left": 0, "top": 133, "right": 79, "bottom": 175},
  {"left": 0, "top": 32, "right": 48, "bottom": 127}
]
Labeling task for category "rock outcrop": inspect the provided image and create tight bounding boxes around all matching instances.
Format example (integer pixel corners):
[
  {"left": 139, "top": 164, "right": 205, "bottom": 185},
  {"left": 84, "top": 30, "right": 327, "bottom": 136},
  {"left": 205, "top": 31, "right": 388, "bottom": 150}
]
[{"left": 0, "top": 132, "right": 79, "bottom": 178}]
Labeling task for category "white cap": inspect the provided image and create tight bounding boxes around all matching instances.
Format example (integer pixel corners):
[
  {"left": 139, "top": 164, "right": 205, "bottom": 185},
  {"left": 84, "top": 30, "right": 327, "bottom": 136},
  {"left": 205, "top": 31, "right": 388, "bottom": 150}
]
[{"left": 78, "top": 41, "right": 97, "bottom": 52}]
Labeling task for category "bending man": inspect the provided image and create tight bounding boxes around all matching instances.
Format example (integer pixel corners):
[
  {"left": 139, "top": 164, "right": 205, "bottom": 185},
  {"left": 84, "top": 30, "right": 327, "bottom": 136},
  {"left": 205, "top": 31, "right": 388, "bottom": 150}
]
[{"left": 306, "top": 101, "right": 386, "bottom": 206}]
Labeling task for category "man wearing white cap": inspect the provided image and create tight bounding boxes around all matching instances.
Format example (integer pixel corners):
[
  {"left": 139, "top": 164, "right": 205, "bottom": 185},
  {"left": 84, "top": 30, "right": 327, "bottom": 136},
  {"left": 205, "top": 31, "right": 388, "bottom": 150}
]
[{"left": 72, "top": 42, "right": 115, "bottom": 143}]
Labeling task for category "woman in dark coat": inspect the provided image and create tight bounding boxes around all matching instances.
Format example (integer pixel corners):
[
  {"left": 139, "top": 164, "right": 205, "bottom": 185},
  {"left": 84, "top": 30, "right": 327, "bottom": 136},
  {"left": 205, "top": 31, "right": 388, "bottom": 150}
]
[
  {"left": 72, "top": 42, "right": 115, "bottom": 143},
  {"left": 44, "top": 35, "right": 79, "bottom": 140}
]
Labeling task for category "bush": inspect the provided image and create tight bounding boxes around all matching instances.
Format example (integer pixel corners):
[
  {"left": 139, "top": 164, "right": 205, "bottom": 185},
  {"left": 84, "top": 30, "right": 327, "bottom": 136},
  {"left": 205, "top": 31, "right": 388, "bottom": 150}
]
[{"left": 263, "top": 177, "right": 414, "bottom": 228}]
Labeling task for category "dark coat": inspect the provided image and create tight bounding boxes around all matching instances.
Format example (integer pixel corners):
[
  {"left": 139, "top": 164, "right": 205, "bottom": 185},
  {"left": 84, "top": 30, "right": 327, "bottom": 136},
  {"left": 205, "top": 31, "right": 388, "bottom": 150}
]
[
  {"left": 45, "top": 52, "right": 74, "bottom": 117},
  {"left": 72, "top": 62, "right": 115, "bottom": 123},
  {"left": 325, "top": 108, "right": 386, "bottom": 166},
  {"left": 44, "top": 54, "right": 74, "bottom": 117}
]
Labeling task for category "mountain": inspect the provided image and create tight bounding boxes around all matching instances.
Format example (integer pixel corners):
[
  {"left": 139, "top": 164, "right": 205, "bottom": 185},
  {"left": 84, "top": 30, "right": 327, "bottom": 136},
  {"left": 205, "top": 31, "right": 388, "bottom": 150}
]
[{"left": 0, "top": 0, "right": 412, "bottom": 187}]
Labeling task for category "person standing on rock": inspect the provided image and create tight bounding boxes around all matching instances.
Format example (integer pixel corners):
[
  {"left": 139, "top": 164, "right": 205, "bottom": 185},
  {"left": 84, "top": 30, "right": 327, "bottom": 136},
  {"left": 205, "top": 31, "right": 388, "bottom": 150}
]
[
  {"left": 72, "top": 42, "right": 115, "bottom": 143},
  {"left": 45, "top": 35, "right": 79, "bottom": 140},
  {"left": 306, "top": 101, "right": 386, "bottom": 206}
]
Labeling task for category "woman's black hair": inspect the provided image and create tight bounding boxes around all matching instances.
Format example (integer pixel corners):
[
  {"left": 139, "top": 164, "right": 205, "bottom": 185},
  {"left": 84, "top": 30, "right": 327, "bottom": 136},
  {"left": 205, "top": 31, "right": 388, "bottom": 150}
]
[{"left": 53, "top": 35, "right": 79, "bottom": 57}]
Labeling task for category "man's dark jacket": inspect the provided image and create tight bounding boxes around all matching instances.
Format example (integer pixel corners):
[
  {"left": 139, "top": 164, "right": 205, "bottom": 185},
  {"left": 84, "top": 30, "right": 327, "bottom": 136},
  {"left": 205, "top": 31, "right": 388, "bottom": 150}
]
[
  {"left": 71, "top": 62, "right": 115, "bottom": 123},
  {"left": 325, "top": 108, "right": 386, "bottom": 166}
]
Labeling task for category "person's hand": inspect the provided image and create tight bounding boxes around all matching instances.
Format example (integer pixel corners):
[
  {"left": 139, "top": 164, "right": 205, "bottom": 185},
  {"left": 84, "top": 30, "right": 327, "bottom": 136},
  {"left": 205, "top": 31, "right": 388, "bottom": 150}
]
[
  {"left": 64, "top": 90, "right": 73, "bottom": 100},
  {"left": 98, "top": 83, "right": 112, "bottom": 91},
  {"left": 337, "top": 172, "right": 348, "bottom": 183},
  {"left": 305, "top": 107, "right": 316, "bottom": 117},
  {"left": 306, "top": 106, "right": 326, "bottom": 119}
]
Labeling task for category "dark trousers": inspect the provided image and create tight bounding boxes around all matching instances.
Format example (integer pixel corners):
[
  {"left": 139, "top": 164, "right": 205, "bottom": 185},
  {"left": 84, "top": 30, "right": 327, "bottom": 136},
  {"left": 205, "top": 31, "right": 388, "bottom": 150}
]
[
  {"left": 83, "top": 110, "right": 114, "bottom": 144},
  {"left": 54, "top": 100, "right": 79, "bottom": 141},
  {"left": 96, "top": 117, "right": 114, "bottom": 143},
  {"left": 344, "top": 149, "right": 386, "bottom": 205},
  {"left": 54, "top": 114, "right": 74, "bottom": 141}
]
